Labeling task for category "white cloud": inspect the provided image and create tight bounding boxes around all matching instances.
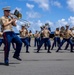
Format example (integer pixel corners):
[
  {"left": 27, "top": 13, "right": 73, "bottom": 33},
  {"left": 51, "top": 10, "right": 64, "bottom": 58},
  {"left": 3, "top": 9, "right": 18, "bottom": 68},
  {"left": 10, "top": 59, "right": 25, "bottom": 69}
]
[
  {"left": 67, "top": 0, "right": 74, "bottom": 12},
  {"left": 28, "top": 20, "right": 43, "bottom": 33},
  {"left": 35, "top": 20, "right": 43, "bottom": 26},
  {"left": 52, "top": 1, "right": 62, "bottom": 8},
  {"left": 11, "top": 7, "right": 22, "bottom": 13},
  {"left": 45, "top": 20, "right": 54, "bottom": 26},
  {"left": 55, "top": 17, "right": 74, "bottom": 29},
  {"left": 28, "top": 20, "right": 55, "bottom": 33},
  {"left": 13, "top": 16, "right": 74, "bottom": 33},
  {"left": 68, "top": 16, "right": 74, "bottom": 27},
  {"left": 19, "top": 0, "right": 62, "bottom": 11},
  {"left": 32, "top": 0, "right": 50, "bottom": 11},
  {"left": 57, "top": 19, "right": 68, "bottom": 27},
  {"left": 26, "top": 11, "right": 41, "bottom": 19},
  {"left": 26, "top": 3, "right": 34, "bottom": 9}
]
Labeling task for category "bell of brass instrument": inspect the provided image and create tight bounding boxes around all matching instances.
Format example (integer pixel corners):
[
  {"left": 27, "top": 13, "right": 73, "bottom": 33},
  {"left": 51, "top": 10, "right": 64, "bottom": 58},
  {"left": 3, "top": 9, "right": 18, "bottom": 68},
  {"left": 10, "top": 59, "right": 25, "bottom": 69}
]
[
  {"left": 10, "top": 9, "right": 22, "bottom": 19},
  {"left": 10, "top": 9, "right": 30, "bottom": 28},
  {"left": 14, "top": 9, "right": 22, "bottom": 19}
]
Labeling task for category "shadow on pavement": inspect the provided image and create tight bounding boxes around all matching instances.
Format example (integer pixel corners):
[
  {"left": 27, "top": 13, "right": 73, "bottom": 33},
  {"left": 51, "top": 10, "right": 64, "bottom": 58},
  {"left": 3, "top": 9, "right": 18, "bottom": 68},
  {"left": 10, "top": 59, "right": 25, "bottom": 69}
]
[{"left": 0, "top": 62, "right": 20, "bottom": 66}]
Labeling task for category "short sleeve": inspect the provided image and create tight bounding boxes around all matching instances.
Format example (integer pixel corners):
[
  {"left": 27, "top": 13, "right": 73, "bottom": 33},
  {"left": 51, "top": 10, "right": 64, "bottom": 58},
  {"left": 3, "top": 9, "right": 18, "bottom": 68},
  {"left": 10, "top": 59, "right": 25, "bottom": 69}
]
[{"left": 1, "top": 18, "right": 6, "bottom": 25}]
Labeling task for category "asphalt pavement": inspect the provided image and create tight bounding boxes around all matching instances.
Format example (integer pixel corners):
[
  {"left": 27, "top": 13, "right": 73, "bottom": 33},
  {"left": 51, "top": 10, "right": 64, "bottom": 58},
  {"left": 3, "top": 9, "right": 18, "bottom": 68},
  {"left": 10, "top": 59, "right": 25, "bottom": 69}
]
[{"left": 0, "top": 38, "right": 74, "bottom": 75}]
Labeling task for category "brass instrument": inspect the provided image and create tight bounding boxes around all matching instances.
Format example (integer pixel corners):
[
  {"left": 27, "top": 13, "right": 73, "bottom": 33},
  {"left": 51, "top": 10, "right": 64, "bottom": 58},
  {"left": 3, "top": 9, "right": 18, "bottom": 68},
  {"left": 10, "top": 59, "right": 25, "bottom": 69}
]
[
  {"left": 10, "top": 9, "right": 30, "bottom": 28},
  {"left": 10, "top": 9, "right": 22, "bottom": 19},
  {"left": 45, "top": 23, "right": 50, "bottom": 28}
]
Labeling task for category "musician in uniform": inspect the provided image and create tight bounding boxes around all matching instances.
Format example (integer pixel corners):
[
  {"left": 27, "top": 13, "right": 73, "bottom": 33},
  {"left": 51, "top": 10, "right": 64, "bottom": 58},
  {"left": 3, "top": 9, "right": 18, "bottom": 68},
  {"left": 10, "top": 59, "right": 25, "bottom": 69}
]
[
  {"left": 34, "top": 30, "right": 38, "bottom": 47},
  {"left": 51, "top": 28, "right": 61, "bottom": 50},
  {"left": 64, "top": 28, "right": 73, "bottom": 50},
  {"left": 69, "top": 27, "right": 74, "bottom": 51},
  {"left": 40, "top": 26, "right": 47, "bottom": 50},
  {"left": 60, "top": 26, "right": 65, "bottom": 38},
  {"left": 56, "top": 25, "right": 74, "bottom": 52},
  {"left": 19, "top": 25, "right": 30, "bottom": 53},
  {"left": 0, "top": 6, "right": 22, "bottom": 66},
  {"left": 28, "top": 30, "right": 32, "bottom": 47},
  {"left": 34, "top": 31, "right": 40, "bottom": 47},
  {"left": 37, "top": 26, "right": 51, "bottom": 53}
]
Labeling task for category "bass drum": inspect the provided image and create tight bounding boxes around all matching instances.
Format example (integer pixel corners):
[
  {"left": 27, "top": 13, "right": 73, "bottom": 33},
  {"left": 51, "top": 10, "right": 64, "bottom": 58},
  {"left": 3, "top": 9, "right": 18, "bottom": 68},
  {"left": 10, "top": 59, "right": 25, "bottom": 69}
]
[{"left": 70, "top": 37, "right": 74, "bottom": 44}]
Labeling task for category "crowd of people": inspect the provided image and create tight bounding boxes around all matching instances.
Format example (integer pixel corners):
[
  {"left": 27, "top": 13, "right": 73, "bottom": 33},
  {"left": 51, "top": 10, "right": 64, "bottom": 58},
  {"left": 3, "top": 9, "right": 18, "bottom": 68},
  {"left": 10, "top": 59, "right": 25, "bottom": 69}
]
[
  {"left": 0, "top": 6, "right": 74, "bottom": 66},
  {"left": 34, "top": 24, "right": 74, "bottom": 52}
]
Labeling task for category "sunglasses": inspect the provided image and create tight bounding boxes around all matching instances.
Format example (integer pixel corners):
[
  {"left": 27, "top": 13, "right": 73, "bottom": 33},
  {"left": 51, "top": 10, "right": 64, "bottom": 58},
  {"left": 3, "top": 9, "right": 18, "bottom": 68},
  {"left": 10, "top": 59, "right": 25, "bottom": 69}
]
[{"left": 5, "top": 10, "right": 10, "bottom": 12}]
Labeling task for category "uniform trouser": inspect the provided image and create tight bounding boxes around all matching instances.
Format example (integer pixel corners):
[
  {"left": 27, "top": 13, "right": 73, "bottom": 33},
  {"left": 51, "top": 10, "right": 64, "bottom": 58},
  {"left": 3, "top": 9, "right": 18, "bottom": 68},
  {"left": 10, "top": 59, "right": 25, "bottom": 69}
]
[
  {"left": 44, "top": 41, "right": 50, "bottom": 50},
  {"left": 0, "top": 38, "right": 16, "bottom": 50},
  {"left": 12, "top": 41, "right": 16, "bottom": 50},
  {"left": 21, "top": 37, "right": 29, "bottom": 52},
  {"left": 70, "top": 38, "right": 74, "bottom": 50},
  {"left": 3, "top": 31, "right": 22, "bottom": 63},
  {"left": 51, "top": 37, "right": 61, "bottom": 49},
  {"left": 34, "top": 38, "right": 37, "bottom": 46},
  {"left": 28, "top": 37, "right": 31, "bottom": 46},
  {"left": 37, "top": 38, "right": 51, "bottom": 52},
  {"left": 0, "top": 38, "right": 17, "bottom": 50},
  {"left": 57, "top": 38, "right": 73, "bottom": 52},
  {"left": 36, "top": 38, "right": 40, "bottom": 47},
  {"left": 34, "top": 38, "right": 40, "bottom": 47},
  {"left": 0, "top": 39, "right": 3, "bottom": 46},
  {"left": 65, "top": 42, "right": 69, "bottom": 50}
]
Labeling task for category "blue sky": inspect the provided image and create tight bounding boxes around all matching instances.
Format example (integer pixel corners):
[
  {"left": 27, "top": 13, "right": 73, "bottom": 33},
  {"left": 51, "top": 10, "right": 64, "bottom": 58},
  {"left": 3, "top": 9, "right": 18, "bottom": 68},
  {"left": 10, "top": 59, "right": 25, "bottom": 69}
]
[{"left": 0, "top": 0, "right": 74, "bottom": 33}]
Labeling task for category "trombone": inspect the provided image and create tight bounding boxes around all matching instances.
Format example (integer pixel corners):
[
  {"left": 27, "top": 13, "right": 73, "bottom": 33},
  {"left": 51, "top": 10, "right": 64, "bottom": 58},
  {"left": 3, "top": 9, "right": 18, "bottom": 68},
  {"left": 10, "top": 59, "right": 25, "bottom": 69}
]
[{"left": 10, "top": 9, "right": 30, "bottom": 28}]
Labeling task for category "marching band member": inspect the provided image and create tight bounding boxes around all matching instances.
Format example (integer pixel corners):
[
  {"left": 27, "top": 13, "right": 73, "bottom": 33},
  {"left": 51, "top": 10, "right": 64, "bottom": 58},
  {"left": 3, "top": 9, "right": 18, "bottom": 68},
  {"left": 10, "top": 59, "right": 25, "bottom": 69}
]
[
  {"left": 70, "top": 27, "right": 74, "bottom": 45},
  {"left": 37, "top": 26, "right": 51, "bottom": 53},
  {"left": 64, "top": 28, "right": 73, "bottom": 50},
  {"left": 34, "top": 31, "right": 38, "bottom": 47},
  {"left": 51, "top": 28, "right": 61, "bottom": 50},
  {"left": 56, "top": 25, "right": 74, "bottom": 52},
  {"left": 28, "top": 30, "right": 32, "bottom": 47},
  {"left": 34, "top": 31, "right": 40, "bottom": 47},
  {"left": 0, "top": 6, "right": 22, "bottom": 66},
  {"left": 19, "top": 25, "right": 30, "bottom": 53},
  {"left": 44, "top": 24, "right": 51, "bottom": 50}
]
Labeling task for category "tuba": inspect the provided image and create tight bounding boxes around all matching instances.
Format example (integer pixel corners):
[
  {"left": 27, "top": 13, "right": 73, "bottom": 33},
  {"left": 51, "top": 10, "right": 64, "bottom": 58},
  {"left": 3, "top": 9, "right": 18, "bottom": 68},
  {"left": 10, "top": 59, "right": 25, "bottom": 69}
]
[{"left": 10, "top": 9, "right": 30, "bottom": 28}]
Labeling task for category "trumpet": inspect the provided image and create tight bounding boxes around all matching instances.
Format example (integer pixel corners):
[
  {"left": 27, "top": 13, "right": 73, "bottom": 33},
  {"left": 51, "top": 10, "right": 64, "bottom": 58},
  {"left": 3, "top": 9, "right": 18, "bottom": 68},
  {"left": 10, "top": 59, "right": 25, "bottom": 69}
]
[{"left": 10, "top": 9, "right": 30, "bottom": 28}]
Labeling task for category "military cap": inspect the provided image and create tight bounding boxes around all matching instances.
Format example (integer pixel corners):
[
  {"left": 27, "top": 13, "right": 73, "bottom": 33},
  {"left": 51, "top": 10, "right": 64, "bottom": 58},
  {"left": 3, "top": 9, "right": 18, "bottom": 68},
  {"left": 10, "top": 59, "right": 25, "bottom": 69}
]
[
  {"left": 21, "top": 24, "right": 25, "bottom": 27},
  {"left": 65, "top": 24, "right": 69, "bottom": 27},
  {"left": 2, "top": 6, "right": 11, "bottom": 11}
]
